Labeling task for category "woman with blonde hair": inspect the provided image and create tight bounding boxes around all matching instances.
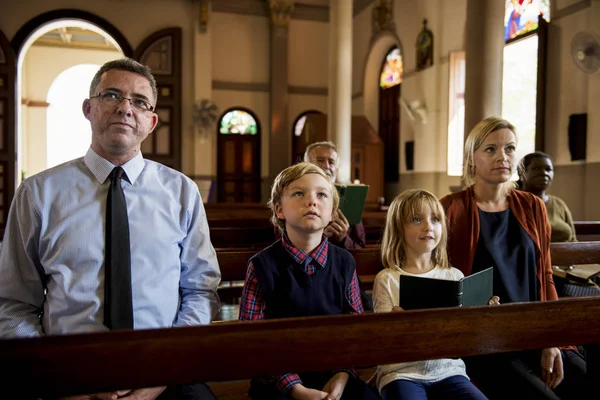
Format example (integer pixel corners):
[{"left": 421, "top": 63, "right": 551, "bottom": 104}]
[
  {"left": 440, "top": 116, "right": 586, "bottom": 399},
  {"left": 373, "top": 189, "right": 489, "bottom": 400}
]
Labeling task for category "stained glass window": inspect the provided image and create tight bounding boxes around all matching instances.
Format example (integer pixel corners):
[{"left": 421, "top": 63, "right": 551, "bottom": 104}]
[
  {"left": 504, "top": 0, "right": 550, "bottom": 42},
  {"left": 379, "top": 48, "right": 403, "bottom": 89},
  {"left": 219, "top": 110, "right": 258, "bottom": 135}
]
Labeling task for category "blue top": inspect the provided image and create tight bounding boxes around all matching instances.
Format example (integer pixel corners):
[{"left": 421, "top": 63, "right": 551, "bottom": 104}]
[
  {"left": 472, "top": 209, "right": 538, "bottom": 303},
  {"left": 0, "top": 148, "right": 221, "bottom": 337}
]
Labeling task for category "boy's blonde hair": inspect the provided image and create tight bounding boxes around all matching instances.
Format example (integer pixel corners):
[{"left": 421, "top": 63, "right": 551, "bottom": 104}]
[
  {"left": 463, "top": 116, "right": 518, "bottom": 194},
  {"left": 381, "top": 189, "right": 450, "bottom": 270},
  {"left": 268, "top": 162, "right": 340, "bottom": 233}
]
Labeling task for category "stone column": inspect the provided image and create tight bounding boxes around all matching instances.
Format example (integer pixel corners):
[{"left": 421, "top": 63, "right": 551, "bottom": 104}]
[
  {"left": 464, "top": 0, "right": 505, "bottom": 134},
  {"left": 328, "top": 1, "right": 352, "bottom": 184},
  {"left": 268, "top": 0, "right": 294, "bottom": 187},
  {"left": 193, "top": 0, "right": 213, "bottom": 176}
]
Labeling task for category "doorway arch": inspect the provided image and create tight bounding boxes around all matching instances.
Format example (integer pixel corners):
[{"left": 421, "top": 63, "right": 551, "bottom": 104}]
[
  {"left": 11, "top": 9, "right": 132, "bottom": 56},
  {"left": 16, "top": 15, "right": 126, "bottom": 179},
  {"left": 217, "top": 107, "right": 261, "bottom": 202}
]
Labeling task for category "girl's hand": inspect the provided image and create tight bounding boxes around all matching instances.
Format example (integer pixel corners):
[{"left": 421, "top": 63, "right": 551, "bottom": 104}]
[
  {"left": 392, "top": 306, "right": 404, "bottom": 312},
  {"left": 488, "top": 296, "right": 500, "bottom": 306}
]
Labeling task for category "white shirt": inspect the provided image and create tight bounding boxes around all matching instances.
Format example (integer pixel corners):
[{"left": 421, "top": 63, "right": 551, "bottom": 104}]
[
  {"left": 372, "top": 265, "right": 469, "bottom": 392},
  {"left": 0, "top": 148, "right": 221, "bottom": 337}
]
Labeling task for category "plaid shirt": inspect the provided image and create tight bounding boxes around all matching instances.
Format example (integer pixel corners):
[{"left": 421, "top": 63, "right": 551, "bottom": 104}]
[{"left": 239, "top": 233, "right": 363, "bottom": 393}]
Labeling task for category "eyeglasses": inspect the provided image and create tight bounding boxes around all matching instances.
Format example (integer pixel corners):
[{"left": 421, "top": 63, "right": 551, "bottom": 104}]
[{"left": 90, "top": 92, "right": 155, "bottom": 112}]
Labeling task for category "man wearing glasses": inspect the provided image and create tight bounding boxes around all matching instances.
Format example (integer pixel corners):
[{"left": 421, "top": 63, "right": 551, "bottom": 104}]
[{"left": 0, "top": 58, "right": 220, "bottom": 399}]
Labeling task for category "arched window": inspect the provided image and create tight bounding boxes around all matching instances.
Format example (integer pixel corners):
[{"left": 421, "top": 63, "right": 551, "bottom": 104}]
[
  {"left": 219, "top": 109, "right": 258, "bottom": 135},
  {"left": 504, "top": 0, "right": 550, "bottom": 42},
  {"left": 379, "top": 47, "right": 402, "bottom": 181},
  {"left": 379, "top": 48, "right": 403, "bottom": 89},
  {"left": 502, "top": 0, "right": 550, "bottom": 162},
  {"left": 291, "top": 110, "right": 323, "bottom": 164},
  {"left": 447, "top": 1, "right": 551, "bottom": 177},
  {"left": 46, "top": 64, "right": 100, "bottom": 169},
  {"left": 217, "top": 108, "right": 261, "bottom": 202}
]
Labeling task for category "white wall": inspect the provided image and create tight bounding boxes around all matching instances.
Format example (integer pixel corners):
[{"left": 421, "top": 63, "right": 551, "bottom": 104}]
[
  {"left": 211, "top": 12, "right": 270, "bottom": 84},
  {"left": 288, "top": 19, "right": 329, "bottom": 88}
]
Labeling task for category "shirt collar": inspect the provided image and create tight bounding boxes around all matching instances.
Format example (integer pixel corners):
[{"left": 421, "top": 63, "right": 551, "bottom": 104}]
[
  {"left": 84, "top": 147, "right": 145, "bottom": 185},
  {"left": 281, "top": 231, "right": 329, "bottom": 269}
]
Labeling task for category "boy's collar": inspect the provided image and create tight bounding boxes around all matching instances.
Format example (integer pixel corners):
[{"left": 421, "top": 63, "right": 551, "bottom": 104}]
[{"left": 281, "top": 231, "right": 329, "bottom": 268}]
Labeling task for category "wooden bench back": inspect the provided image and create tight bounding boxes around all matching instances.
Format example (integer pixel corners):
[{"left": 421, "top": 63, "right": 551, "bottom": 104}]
[
  {"left": 2, "top": 297, "right": 599, "bottom": 397},
  {"left": 216, "top": 241, "right": 600, "bottom": 282}
]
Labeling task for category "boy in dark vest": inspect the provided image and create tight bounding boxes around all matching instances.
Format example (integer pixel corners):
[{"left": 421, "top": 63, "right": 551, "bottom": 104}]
[{"left": 239, "top": 162, "right": 377, "bottom": 400}]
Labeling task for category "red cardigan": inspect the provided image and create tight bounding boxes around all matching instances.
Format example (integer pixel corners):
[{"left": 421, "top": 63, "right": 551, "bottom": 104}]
[{"left": 440, "top": 186, "right": 558, "bottom": 302}]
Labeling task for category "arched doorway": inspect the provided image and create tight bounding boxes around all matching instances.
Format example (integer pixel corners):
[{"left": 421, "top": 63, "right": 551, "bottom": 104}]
[
  {"left": 378, "top": 46, "right": 402, "bottom": 183},
  {"left": 0, "top": 10, "right": 183, "bottom": 236},
  {"left": 217, "top": 108, "right": 261, "bottom": 202},
  {"left": 291, "top": 110, "right": 324, "bottom": 164},
  {"left": 20, "top": 25, "right": 123, "bottom": 178},
  {"left": 46, "top": 64, "right": 102, "bottom": 169}
]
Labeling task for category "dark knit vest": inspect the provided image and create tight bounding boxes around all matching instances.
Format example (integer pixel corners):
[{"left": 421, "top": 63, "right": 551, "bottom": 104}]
[{"left": 250, "top": 240, "right": 356, "bottom": 319}]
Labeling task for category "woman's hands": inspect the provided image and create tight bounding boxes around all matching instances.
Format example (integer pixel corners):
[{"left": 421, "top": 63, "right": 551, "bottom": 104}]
[{"left": 541, "top": 347, "right": 564, "bottom": 389}]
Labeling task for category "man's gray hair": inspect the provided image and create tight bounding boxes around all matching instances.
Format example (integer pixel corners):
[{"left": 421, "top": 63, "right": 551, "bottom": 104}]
[
  {"left": 303, "top": 141, "right": 338, "bottom": 162},
  {"left": 89, "top": 57, "right": 158, "bottom": 105}
]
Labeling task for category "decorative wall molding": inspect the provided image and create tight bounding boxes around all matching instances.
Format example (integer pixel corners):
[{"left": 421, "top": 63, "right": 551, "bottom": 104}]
[
  {"left": 212, "top": 80, "right": 270, "bottom": 92},
  {"left": 21, "top": 99, "right": 49, "bottom": 107},
  {"left": 293, "top": 3, "right": 328, "bottom": 22},
  {"left": 269, "top": 0, "right": 295, "bottom": 26},
  {"left": 553, "top": 0, "right": 591, "bottom": 21},
  {"left": 288, "top": 85, "right": 327, "bottom": 96},
  {"left": 212, "top": 80, "right": 329, "bottom": 96},
  {"left": 212, "top": 0, "right": 376, "bottom": 22},
  {"left": 212, "top": 0, "right": 267, "bottom": 17}
]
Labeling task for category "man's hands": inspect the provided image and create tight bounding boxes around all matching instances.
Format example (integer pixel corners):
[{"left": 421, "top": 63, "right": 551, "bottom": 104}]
[
  {"left": 60, "top": 387, "right": 166, "bottom": 400},
  {"left": 324, "top": 210, "right": 350, "bottom": 243}
]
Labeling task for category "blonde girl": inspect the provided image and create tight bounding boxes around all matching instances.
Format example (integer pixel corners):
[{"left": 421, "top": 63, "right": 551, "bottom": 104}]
[{"left": 373, "top": 189, "right": 488, "bottom": 400}]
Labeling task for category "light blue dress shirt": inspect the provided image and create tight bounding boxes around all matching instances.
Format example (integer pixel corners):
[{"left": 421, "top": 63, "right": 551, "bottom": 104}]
[{"left": 0, "top": 148, "right": 221, "bottom": 337}]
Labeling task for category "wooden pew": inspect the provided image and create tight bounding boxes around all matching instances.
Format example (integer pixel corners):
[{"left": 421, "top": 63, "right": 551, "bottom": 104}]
[
  {"left": 216, "top": 241, "right": 600, "bottom": 283},
  {"left": 574, "top": 221, "right": 600, "bottom": 242},
  {"left": 207, "top": 218, "right": 600, "bottom": 250},
  {"left": 1, "top": 297, "right": 599, "bottom": 398}
]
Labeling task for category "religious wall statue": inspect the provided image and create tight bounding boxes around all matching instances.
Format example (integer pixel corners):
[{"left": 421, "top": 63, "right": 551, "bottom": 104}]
[
  {"left": 416, "top": 19, "right": 434, "bottom": 71},
  {"left": 372, "top": 0, "right": 394, "bottom": 35}
]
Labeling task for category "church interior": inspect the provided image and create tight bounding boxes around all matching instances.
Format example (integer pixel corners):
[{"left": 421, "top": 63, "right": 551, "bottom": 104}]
[{"left": 1, "top": 0, "right": 600, "bottom": 398}]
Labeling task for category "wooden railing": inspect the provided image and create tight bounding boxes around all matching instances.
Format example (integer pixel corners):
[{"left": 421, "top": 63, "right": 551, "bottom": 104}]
[
  {"left": 2, "top": 242, "right": 599, "bottom": 398},
  {"left": 216, "top": 241, "right": 600, "bottom": 282},
  {"left": 206, "top": 217, "right": 600, "bottom": 248},
  {"left": 1, "top": 297, "right": 599, "bottom": 398}
]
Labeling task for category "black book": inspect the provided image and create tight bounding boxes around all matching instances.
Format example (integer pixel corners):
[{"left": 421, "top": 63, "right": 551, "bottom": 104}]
[{"left": 399, "top": 267, "right": 493, "bottom": 310}]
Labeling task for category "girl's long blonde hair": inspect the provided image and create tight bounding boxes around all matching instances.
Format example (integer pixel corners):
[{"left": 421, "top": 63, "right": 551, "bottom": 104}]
[{"left": 381, "top": 189, "right": 450, "bottom": 270}]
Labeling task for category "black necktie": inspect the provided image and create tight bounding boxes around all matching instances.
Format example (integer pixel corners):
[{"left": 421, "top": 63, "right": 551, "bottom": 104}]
[{"left": 104, "top": 166, "right": 133, "bottom": 330}]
